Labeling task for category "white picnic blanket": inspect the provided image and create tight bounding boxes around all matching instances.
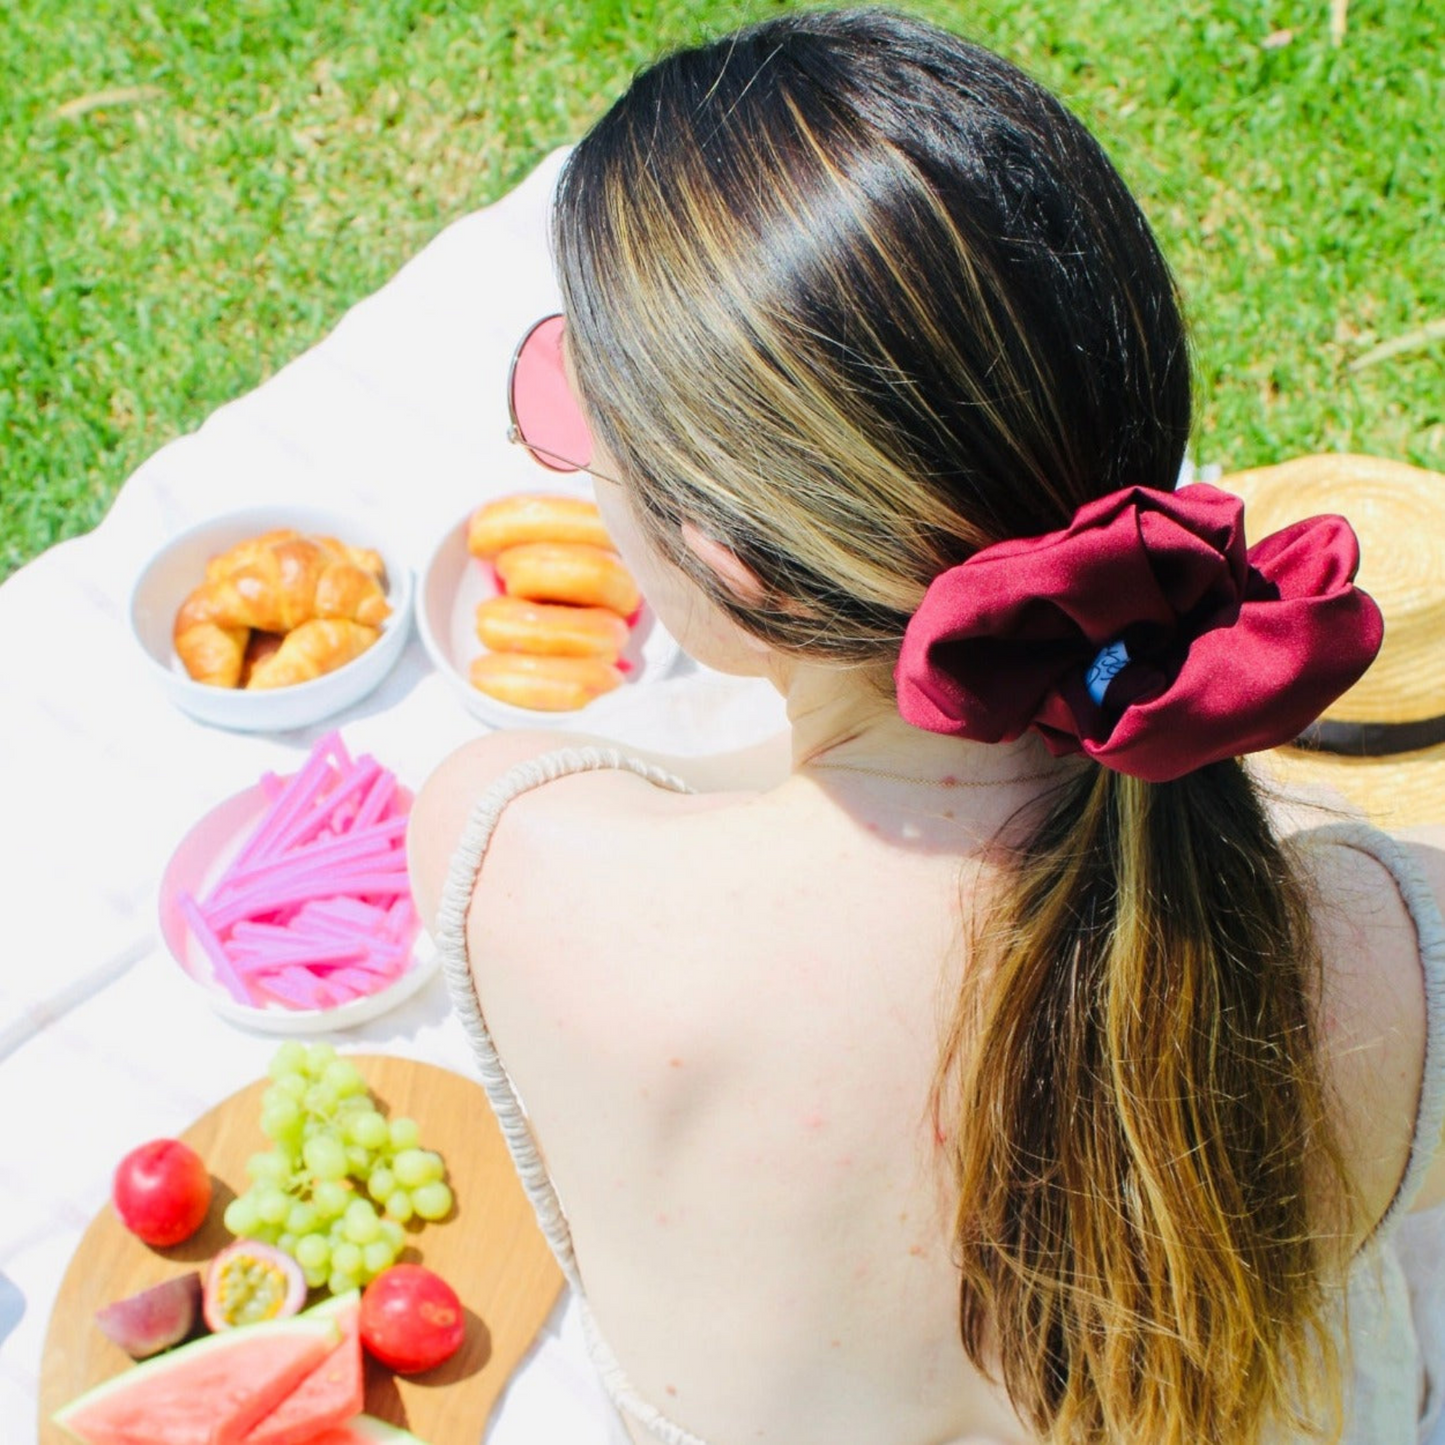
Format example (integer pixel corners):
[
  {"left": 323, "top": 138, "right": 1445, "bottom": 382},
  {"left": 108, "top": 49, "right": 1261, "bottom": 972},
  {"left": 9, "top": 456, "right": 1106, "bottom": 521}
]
[
  {"left": 0, "top": 143, "right": 783, "bottom": 1444},
  {"left": 7, "top": 141, "right": 1445, "bottom": 1445}
]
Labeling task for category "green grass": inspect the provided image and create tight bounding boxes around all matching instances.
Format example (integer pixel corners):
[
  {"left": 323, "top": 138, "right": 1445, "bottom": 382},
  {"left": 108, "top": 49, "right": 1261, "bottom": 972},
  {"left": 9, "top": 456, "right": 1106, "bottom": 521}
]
[{"left": 3, "top": 0, "right": 1441, "bottom": 579}]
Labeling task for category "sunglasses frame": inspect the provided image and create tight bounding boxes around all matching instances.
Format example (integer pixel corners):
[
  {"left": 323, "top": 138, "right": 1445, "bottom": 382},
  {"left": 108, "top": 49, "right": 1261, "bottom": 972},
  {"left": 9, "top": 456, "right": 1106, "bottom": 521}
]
[{"left": 506, "top": 313, "right": 621, "bottom": 484}]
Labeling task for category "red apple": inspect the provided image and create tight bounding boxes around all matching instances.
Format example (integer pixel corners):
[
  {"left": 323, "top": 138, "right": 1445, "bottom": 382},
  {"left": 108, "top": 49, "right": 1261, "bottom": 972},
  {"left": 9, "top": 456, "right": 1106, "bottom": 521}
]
[{"left": 112, "top": 1139, "right": 212, "bottom": 1247}]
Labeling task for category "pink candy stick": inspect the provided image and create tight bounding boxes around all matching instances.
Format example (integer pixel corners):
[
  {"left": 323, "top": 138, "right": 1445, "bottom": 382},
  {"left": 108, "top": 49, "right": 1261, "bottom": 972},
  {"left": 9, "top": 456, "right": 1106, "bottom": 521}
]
[
  {"left": 229, "top": 940, "right": 369, "bottom": 972},
  {"left": 293, "top": 897, "right": 391, "bottom": 933},
  {"left": 203, "top": 869, "right": 411, "bottom": 933},
  {"left": 353, "top": 769, "right": 399, "bottom": 830},
  {"left": 317, "top": 729, "right": 352, "bottom": 770},
  {"left": 212, "top": 819, "right": 406, "bottom": 897},
  {"left": 229, "top": 920, "right": 304, "bottom": 944},
  {"left": 225, "top": 754, "right": 336, "bottom": 880},
  {"left": 271, "top": 814, "right": 404, "bottom": 855},
  {"left": 253, "top": 741, "right": 352, "bottom": 846},
  {"left": 232, "top": 915, "right": 382, "bottom": 953},
  {"left": 349, "top": 875, "right": 413, "bottom": 901},
  {"left": 212, "top": 851, "right": 399, "bottom": 911},
  {"left": 270, "top": 757, "right": 382, "bottom": 859},
  {"left": 299, "top": 897, "right": 411, "bottom": 953},
  {"left": 291, "top": 925, "right": 386, "bottom": 953},
  {"left": 254, "top": 969, "right": 332, "bottom": 1010},
  {"left": 385, "top": 897, "right": 419, "bottom": 941},
  {"left": 305, "top": 952, "right": 391, "bottom": 976},
  {"left": 242, "top": 730, "right": 358, "bottom": 864},
  {"left": 257, "top": 849, "right": 405, "bottom": 893},
  {"left": 321, "top": 900, "right": 418, "bottom": 959},
  {"left": 368, "top": 941, "right": 410, "bottom": 976},
  {"left": 328, "top": 968, "right": 381, "bottom": 997},
  {"left": 289, "top": 916, "right": 376, "bottom": 944},
  {"left": 289, "top": 899, "right": 385, "bottom": 928},
  {"left": 287, "top": 908, "right": 415, "bottom": 979},
  {"left": 177, "top": 892, "right": 253, "bottom": 1005}
]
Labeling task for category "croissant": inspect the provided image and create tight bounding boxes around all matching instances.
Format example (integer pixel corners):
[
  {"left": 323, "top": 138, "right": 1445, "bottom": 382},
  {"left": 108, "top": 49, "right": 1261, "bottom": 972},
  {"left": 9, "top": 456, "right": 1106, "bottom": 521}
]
[
  {"left": 312, "top": 534, "right": 386, "bottom": 581},
  {"left": 203, "top": 529, "right": 299, "bottom": 584},
  {"left": 173, "top": 590, "right": 249, "bottom": 688},
  {"left": 245, "top": 619, "right": 380, "bottom": 689},
  {"left": 188, "top": 533, "right": 391, "bottom": 633},
  {"left": 239, "top": 630, "right": 284, "bottom": 687},
  {"left": 204, "top": 530, "right": 384, "bottom": 586}
]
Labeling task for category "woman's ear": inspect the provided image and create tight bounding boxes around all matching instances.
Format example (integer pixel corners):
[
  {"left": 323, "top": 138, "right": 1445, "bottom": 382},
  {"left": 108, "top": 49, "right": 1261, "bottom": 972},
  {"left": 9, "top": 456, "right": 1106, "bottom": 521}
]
[{"left": 680, "top": 521, "right": 768, "bottom": 607}]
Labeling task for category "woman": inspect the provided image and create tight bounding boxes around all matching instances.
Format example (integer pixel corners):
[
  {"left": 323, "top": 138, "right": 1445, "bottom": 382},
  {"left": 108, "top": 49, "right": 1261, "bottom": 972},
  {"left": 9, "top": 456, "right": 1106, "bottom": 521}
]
[{"left": 408, "top": 10, "right": 1445, "bottom": 1443}]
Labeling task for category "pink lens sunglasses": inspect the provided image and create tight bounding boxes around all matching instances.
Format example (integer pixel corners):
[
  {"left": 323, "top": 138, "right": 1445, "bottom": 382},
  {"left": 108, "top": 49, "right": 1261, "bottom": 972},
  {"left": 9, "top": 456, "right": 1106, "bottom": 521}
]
[{"left": 506, "top": 313, "right": 606, "bottom": 477}]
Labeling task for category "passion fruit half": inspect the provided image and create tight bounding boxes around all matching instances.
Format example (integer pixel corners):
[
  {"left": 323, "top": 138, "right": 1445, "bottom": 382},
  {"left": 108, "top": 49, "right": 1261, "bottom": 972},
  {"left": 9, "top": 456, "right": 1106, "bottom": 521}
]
[
  {"left": 95, "top": 1271, "right": 203, "bottom": 1358},
  {"left": 203, "top": 1238, "right": 306, "bottom": 1332}
]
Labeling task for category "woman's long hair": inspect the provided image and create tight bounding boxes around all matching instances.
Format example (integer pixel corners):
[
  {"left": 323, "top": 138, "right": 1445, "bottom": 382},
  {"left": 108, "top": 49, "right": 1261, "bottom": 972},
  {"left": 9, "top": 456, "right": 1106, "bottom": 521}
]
[{"left": 554, "top": 9, "right": 1350, "bottom": 1439}]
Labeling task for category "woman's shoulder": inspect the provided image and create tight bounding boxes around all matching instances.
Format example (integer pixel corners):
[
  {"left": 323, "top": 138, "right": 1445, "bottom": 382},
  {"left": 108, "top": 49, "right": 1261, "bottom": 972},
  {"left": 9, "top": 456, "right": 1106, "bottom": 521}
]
[
  {"left": 1290, "top": 822, "right": 1444, "bottom": 1234},
  {"left": 408, "top": 729, "right": 747, "bottom": 930},
  {"left": 408, "top": 729, "right": 810, "bottom": 1081},
  {"left": 409, "top": 728, "right": 794, "bottom": 970}
]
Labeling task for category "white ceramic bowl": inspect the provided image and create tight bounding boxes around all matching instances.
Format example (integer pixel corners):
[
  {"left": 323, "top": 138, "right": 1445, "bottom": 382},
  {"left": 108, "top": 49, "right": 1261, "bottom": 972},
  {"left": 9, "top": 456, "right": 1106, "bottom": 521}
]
[
  {"left": 130, "top": 507, "right": 414, "bottom": 732},
  {"left": 157, "top": 776, "right": 437, "bottom": 1035},
  {"left": 417, "top": 501, "right": 682, "bottom": 730}
]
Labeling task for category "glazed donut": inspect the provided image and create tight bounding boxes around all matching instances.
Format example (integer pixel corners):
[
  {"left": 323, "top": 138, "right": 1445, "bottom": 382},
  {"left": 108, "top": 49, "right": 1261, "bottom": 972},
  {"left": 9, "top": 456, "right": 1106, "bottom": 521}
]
[
  {"left": 494, "top": 542, "right": 640, "bottom": 617},
  {"left": 475, "top": 595, "right": 630, "bottom": 660},
  {"left": 468, "top": 652, "right": 624, "bottom": 711},
  {"left": 467, "top": 494, "right": 613, "bottom": 557}
]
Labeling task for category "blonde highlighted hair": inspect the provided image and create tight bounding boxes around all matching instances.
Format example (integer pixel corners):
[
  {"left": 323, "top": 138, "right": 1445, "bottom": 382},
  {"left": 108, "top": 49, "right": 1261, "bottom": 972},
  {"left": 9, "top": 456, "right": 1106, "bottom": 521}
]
[{"left": 556, "top": 9, "right": 1351, "bottom": 1439}]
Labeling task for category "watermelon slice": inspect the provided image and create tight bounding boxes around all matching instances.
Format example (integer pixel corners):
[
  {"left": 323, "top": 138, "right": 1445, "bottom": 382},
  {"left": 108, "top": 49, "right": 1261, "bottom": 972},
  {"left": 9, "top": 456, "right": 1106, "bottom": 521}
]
[
  {"left": 306, "top": 1416, "right": 433, "bottom": 1445},
  {"left": 240, "top": 1292, "right": 363, "bottom": 1445},
  {"left": 53, "top": 1314, "right": 339, "bottom": 1445}
]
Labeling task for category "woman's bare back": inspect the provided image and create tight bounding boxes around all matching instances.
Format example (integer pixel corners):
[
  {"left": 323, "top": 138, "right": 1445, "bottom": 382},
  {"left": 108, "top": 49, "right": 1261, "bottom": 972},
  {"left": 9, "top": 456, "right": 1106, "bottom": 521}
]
[{"left": 413, "top": 740, "right": 1049, "bottom": 1444}]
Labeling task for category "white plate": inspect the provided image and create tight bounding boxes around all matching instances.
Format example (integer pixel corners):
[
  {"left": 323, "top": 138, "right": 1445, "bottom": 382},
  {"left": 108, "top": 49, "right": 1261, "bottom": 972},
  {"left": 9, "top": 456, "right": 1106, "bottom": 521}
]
[
  {"left": 130, "top": 506, "right": 415, "bottom": 733},
  {"left": 417, "top": 498, "right": 682, "bottom": 730},
  {"left": 157, "top": 777, "right": 437, "bottom": 1034}
]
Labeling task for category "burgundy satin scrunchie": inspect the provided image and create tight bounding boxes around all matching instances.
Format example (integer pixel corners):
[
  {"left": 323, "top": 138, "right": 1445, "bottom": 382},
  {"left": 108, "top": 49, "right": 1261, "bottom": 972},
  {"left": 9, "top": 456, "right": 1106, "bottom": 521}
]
[{"left": 894, "top": 483, "right": 1384, "bottom": 783}]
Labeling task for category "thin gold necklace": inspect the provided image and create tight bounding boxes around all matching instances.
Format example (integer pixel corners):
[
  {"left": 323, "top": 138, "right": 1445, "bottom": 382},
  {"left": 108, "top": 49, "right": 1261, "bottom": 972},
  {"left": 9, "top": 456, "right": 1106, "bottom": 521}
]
[{"left": 804, "top": 759, "right": 1060, "bottom": 788}]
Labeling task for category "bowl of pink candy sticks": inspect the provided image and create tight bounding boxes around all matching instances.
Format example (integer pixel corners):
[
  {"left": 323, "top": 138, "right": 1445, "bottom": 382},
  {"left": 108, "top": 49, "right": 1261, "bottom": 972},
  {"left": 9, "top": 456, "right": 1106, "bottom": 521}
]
[{"left": 158, "top": 731, "right": 436, "bottom": 1033}]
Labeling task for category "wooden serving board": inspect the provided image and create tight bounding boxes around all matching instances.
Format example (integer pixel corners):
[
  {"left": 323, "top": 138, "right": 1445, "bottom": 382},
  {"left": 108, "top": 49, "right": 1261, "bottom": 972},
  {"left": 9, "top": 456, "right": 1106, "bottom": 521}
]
[{"left": 39, "top": 1055, "right": 564, "bottom": 1444}]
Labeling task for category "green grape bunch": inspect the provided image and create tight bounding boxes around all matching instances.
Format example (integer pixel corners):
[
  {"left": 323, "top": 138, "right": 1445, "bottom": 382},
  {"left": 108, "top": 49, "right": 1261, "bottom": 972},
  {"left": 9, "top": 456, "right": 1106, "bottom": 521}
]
[{"left": 222, "top": 1041, "right": 455, "bottom": 1296}]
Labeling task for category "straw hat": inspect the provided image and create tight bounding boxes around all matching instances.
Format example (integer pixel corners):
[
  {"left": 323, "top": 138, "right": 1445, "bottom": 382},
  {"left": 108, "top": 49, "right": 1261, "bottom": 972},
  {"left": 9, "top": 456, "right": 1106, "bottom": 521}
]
[{"left": 1218, "top": 453, "right": 1445, "bottom": 830}]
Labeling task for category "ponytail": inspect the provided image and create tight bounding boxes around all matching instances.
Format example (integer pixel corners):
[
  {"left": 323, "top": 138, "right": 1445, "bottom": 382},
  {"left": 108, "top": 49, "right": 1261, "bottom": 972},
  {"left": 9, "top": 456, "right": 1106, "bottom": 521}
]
[{"left": 939, "top": 760, "right": 1352, "bottom": 1442}]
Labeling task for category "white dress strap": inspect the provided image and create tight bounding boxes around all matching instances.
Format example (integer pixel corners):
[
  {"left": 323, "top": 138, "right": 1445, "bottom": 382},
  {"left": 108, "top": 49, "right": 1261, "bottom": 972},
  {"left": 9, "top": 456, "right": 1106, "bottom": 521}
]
[
  {"left": 1303, "top": 821, "right": 1445, "bottom": 1240},
  {"left": 433, "top": 745, "right": 714, "bottom": 1445}
]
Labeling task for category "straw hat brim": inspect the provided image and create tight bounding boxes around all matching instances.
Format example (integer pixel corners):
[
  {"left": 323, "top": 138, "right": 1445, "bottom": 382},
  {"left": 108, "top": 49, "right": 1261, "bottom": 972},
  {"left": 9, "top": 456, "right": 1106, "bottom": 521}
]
[
  {"left": 1218, "top": 453, "right": 1445, "bottom": 832},
  {"left": 1250, "top": 738, "right": 1445, "bottom": 832}
]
